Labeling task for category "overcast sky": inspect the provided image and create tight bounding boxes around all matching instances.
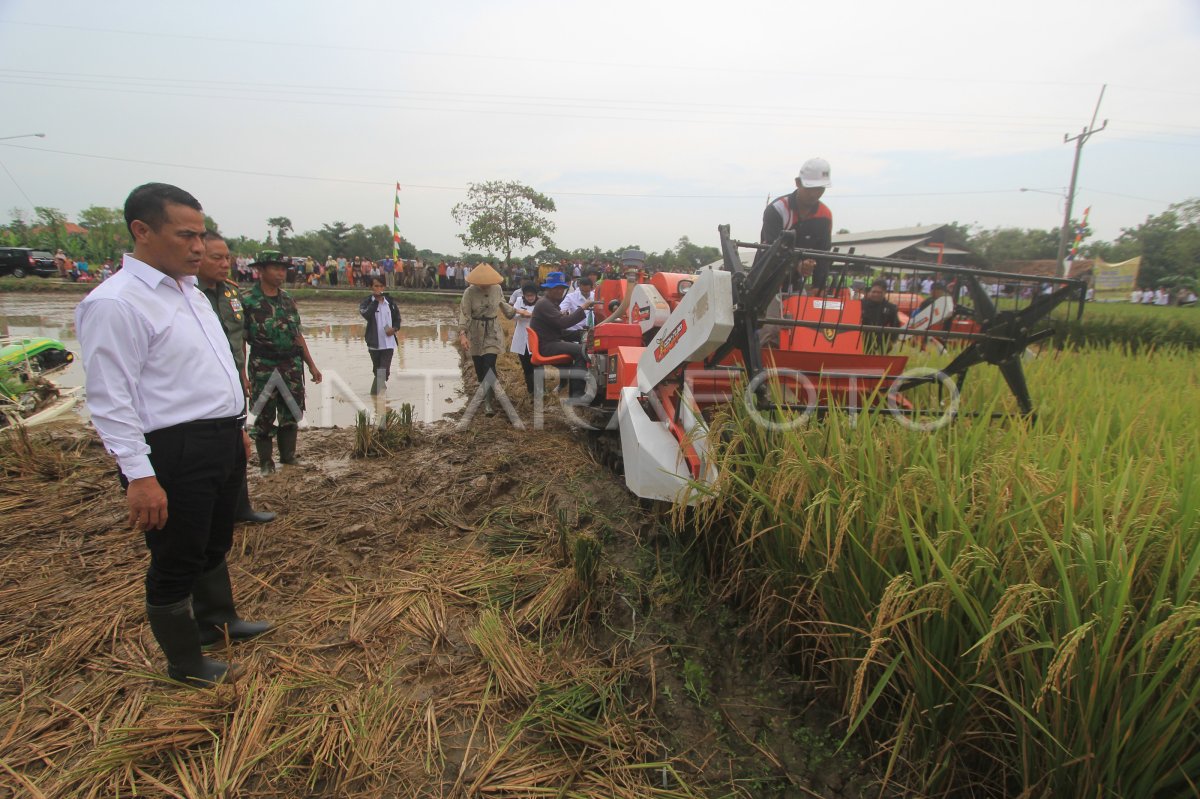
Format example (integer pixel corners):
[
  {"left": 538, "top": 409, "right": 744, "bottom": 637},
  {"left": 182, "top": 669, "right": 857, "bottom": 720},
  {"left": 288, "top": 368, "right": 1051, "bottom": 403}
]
[{"left": 1, "top": 0, "right": 1198, "bottom": 257}]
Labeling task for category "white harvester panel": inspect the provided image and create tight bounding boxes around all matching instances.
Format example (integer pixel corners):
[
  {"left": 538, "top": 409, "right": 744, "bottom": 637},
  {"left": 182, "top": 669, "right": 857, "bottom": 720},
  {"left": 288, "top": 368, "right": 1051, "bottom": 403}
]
[
  {"left": 617, "top": 386, "right": 693, "bottom": 503},
  {"left": 637, "top": 267, "right": 734, "bottom": 394},
  {"left": 628, "top": 284, "right": 672, "bottom": 336}
]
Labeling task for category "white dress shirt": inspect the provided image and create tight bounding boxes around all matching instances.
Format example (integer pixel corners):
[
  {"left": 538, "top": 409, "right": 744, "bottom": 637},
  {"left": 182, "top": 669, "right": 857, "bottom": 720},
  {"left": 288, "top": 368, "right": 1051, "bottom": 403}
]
[
  {"left": 559, "top": 288, "right": 592, "bottom": 331},
  {"left": 76, "top": 254, "right": 244, "bottom": 481},
  {"left": 373, "top": 299, "right": 396, "bottom": 350}
]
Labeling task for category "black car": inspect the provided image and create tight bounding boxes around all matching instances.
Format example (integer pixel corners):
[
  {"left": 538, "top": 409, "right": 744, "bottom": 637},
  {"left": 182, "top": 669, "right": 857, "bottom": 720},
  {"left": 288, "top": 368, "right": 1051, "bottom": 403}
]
[{"left": 0, "top": 247, "right": 58, "bottom": 278}]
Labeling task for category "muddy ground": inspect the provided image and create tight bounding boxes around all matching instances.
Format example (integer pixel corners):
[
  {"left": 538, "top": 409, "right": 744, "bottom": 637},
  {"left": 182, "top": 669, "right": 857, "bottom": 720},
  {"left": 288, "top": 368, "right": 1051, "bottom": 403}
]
[{"left": 0, "top": 345, "right": 875, "bottom": 798}]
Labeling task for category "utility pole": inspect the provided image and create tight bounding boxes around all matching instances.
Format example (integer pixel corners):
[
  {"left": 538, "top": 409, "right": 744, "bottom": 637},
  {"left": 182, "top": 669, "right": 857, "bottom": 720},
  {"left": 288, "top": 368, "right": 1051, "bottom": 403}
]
[{"left": 1056, "top": 85, "right": 1107, "bottom": 277}]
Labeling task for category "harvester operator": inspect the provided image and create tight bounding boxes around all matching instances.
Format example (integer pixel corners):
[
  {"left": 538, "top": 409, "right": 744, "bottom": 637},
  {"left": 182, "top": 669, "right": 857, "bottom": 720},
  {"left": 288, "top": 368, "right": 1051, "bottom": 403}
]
[{"left": 756, "top": 157, "right": 834, "bottom": 292}]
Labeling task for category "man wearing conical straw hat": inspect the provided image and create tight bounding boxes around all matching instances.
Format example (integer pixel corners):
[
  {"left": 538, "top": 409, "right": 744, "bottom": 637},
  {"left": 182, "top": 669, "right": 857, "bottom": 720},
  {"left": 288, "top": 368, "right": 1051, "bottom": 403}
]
[{"left": 458, "top": 262, "right": 515, "bottom": 416}]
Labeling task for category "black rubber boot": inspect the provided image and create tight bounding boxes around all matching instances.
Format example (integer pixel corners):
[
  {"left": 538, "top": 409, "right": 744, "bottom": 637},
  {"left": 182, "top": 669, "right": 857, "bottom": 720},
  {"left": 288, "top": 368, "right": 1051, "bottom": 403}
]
[
  {"left": 192, "top": 560, "right": 274, "bottom": 648},
  {"left": 234, "top": 475, "right": 276, "bottom": 524},
  {"left": 255, "top": 437, "right": 275, "bottom": 475},
  {"left": 277, "top": 426, "right": 299, "bottom": 466},
  {"left": 146, "top": 598, "right": 243, "bottom": 686}
]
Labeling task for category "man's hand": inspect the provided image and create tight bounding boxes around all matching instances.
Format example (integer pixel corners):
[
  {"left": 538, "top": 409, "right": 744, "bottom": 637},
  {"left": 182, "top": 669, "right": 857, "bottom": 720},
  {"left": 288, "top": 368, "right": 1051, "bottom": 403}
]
[
  {"left": 309, "top": 366, "right": 323, "bottom": 384},
  {"left": 242, "top": 430, "right": 252, "bottom": 460},
  {"left": 127, "top": 476, "right": 168, "bottom": 531},
  {"left": 384, "top": 326, "right": 396, "bottom": 336}
]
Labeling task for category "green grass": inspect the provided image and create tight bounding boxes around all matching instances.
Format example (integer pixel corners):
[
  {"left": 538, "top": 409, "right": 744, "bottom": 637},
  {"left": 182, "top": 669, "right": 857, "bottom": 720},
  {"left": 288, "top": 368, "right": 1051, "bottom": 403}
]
[
  {"left": 681, "top": 347, "right": 1200, "bottom": 797},
  {"left": 1051, "top": 301, "right": 1200, "bottom": 351}
]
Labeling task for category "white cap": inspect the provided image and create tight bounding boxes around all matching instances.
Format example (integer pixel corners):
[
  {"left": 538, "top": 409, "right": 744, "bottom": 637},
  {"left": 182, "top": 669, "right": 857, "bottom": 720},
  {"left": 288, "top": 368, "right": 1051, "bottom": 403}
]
[{"left": 797, "top": 157, "right": 831, "bottom": 188}]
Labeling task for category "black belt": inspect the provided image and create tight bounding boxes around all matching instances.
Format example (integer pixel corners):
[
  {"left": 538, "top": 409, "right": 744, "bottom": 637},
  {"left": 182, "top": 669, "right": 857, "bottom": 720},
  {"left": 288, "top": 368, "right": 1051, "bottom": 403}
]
[{"left": 166, "top": 414, "right": 245, "bottom": 432}]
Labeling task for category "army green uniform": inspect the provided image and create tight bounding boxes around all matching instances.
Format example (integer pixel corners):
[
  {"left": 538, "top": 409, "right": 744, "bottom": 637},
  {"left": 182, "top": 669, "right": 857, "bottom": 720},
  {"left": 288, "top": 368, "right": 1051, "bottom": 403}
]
[
  {"left": 243, "top": 283, "right": 305, "bottom": 441},
  {"left": 201, "top": 278, "right": 247, "bottom": 374}
]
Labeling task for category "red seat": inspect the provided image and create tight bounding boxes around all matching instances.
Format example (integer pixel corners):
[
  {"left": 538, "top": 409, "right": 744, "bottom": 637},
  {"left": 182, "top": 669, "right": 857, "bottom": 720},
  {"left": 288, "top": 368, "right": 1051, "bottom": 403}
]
[{"left": 527, "top": 327, "right": 573, "bottom": 366}]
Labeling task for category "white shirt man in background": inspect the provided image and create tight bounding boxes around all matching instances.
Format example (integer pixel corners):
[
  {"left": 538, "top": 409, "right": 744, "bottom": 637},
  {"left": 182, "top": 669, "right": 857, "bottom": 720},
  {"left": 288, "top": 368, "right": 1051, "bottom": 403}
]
[{"left": 560, "top": 277, "right": 595, "bottom": 335}]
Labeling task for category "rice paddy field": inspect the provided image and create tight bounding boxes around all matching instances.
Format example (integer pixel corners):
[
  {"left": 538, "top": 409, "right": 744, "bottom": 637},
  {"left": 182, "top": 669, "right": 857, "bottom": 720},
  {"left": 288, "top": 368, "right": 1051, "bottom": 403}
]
[
  {"left": 683, "top": 342, "right": 1200, "bottom": 797},
  {"left": 2, "top": 296, "right": 1197, "bottom": 798}
]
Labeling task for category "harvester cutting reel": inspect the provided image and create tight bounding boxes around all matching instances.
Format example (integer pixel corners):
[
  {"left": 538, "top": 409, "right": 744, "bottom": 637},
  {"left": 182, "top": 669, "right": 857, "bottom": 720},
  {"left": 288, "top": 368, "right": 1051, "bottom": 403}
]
[{"left": 720, "top": 230, "right": 1088, "bottom": 420}]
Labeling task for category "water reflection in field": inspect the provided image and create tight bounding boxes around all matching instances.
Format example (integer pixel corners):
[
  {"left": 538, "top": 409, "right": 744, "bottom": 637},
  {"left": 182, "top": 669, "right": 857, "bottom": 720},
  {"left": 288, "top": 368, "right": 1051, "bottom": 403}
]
[{"left": 0, "top": 294, "right": 465, "bottom": 427}]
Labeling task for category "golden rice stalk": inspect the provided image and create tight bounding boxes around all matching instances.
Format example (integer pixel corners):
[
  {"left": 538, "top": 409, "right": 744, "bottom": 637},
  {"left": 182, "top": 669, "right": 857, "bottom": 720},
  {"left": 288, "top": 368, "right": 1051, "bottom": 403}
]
[{"left": 468, "top": 610, "right": 541, "bottom": 698}]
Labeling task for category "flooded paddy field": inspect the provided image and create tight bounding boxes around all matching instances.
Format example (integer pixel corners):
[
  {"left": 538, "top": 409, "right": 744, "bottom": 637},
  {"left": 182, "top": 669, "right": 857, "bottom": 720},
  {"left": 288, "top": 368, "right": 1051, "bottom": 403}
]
[{"left": 0, "top": 293, "right": 465, "bottom": 426}]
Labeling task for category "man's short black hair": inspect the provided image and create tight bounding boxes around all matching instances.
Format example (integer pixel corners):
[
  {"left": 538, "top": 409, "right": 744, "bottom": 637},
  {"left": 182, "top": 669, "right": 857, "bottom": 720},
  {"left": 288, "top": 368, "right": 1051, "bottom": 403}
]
[
  {"left": 870, "top": 278, "right": 889, "bottom": 290},
  {"left": 124, "top": 183, "right": 202, "bottom": 236},
  {"left": 578, "top": 278, "right": 593, "bottom": 288},
  {"left": 205, "top": 229, "right": 225, "bottom": 244},
  {"left": 521, "top": 282, "right": 539, "bottom": 295}
]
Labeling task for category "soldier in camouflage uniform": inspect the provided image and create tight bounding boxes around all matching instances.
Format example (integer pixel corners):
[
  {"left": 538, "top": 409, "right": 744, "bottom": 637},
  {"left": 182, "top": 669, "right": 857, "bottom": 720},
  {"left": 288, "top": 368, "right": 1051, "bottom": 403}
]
[
  {"left": 199, "top": 233, "right": 275, "bottom": 523},
  {"left": 243, "top": 259, "right": 322, "bottom": 474}
]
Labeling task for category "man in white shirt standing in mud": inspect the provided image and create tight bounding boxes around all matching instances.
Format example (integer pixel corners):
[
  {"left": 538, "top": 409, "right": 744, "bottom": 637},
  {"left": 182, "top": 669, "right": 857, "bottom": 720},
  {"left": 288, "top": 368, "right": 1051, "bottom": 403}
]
[{"left": 76, "top": 182, "right": 272, "bottom": 688}]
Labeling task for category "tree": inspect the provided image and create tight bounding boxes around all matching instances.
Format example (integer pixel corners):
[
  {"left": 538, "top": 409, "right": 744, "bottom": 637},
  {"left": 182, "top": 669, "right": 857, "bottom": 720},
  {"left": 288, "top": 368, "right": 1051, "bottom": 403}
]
[
  {"left": 968, "top": 226, "right": 1060, "bottom": 264},
  {"left": 451, "top": 181, "right": 556, "bottom": 264},
  {"left": 665, "top": 235, "right": 720, "bottom": 271},
  {"left": 77, "top": 205, "right": 128, "bottom": 262},
  {"left": 32, "top": 207, "right": 69, "bottom": 252},
  {"left": 266, "top": 216, "right": 293, "bottom": 249},
  {"left": 1089, "top": 199, "right": 1200, "bottom": 288},
  {"left": 318, "top": 221, "right": 351, "bottom": 257}
]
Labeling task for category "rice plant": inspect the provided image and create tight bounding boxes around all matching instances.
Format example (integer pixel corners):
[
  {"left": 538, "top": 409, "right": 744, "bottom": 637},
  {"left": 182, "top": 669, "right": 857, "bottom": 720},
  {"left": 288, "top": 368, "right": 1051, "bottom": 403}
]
[
  {"left": 683, "top": 347, "right": 1200, "bottom": 797},
  {"left": 351, "top": 403, "right": 415, "bottom": 457}
]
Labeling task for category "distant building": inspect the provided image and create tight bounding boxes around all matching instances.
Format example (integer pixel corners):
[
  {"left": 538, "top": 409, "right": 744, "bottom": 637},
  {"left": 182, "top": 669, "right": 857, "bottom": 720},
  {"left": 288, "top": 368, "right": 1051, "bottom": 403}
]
[
  {"left": 29, "top": 222, "right": 89, "bottom": 237},
  {"left": 831, "top": 225, "right": 972, "bottom": 264},
  {"left": 705, "top": 223, "right": 977, "bottom": 271}
]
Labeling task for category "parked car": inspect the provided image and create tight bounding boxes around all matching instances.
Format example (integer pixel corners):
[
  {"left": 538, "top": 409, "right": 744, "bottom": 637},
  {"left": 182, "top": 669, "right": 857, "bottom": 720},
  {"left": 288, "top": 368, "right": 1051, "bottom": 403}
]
[
  {"left": 31, "top": 250, "right": 58, "bottom": 274},
  {"left": 0, "top": 247, "right": 60, "bottom": 278}
]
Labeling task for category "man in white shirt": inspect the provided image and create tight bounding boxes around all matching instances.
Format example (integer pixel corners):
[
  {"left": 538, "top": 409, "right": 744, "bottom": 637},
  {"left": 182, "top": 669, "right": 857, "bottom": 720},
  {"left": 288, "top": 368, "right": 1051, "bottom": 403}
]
[
  {"left": 76, "top": 183, "right": 270, "bottom": 687},
  {"left": 559, "top": 277, "right": 595, "bottom": 337}
]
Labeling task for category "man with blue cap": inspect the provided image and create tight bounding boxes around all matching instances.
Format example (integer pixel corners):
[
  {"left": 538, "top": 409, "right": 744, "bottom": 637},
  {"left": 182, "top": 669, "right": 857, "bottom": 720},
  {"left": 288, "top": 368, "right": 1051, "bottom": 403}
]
[{"left": 530, "top": 271, "right": 593, "bottom": 396}]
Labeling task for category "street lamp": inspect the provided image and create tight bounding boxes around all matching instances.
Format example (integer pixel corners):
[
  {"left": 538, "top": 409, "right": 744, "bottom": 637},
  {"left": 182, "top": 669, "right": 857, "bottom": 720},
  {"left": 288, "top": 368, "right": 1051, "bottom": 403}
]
[
  {"left": 1019, "top": 187, "right": 1066, "bottom": 198},
  {"left": 0, "top": 133, "right": 46, "bottom": 141}
]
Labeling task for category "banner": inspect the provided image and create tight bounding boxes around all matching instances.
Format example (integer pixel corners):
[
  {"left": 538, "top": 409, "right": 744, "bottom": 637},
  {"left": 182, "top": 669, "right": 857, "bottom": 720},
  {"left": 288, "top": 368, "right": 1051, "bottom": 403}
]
[
  {"left": 1092, "top": 256, "right": 1141, "bottom": 300},
  {"left": 393, "top": 182, "right": 402, "bottom": 263}
]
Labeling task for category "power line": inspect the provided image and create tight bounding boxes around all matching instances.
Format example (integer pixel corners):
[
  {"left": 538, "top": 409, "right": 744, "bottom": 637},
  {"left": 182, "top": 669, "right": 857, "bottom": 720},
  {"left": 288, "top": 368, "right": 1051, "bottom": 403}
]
[
  {"left": 0, "top": 67, "right": 1106, "bottom": 127},
  {"left": 1, "top": 141, "right": 1057, "bottom": 201},
  {"left": 0, "top": 77, "right": 1089, "bottom": 136},
  {"left": 1, "top": 19, "right": 1121, "bottom": 91},
  {"left": 0, "top": 156, "right": 36, "bottom": 208}
]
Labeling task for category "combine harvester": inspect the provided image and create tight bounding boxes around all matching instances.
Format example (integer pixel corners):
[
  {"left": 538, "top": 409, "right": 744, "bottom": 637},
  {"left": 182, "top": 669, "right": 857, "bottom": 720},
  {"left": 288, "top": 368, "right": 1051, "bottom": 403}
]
[{"left": 560, "top": 226, "right": 1086, "bottom": 502}]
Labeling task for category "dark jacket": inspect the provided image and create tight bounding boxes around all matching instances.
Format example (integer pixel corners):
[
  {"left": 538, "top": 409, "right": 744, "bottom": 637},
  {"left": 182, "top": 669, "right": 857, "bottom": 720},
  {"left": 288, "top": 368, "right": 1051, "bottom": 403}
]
[
  {"left": 755, "top": 192, "right": 834, "bottom": 290},
  {"left": 860, "top": 298, "right": 901, "bottom": 354},
  {"left": 530, "top": 295, "right": 585, "bottom": 345},
  {"left": 358, "top": 293, "right": 402, "bottom": 348}
]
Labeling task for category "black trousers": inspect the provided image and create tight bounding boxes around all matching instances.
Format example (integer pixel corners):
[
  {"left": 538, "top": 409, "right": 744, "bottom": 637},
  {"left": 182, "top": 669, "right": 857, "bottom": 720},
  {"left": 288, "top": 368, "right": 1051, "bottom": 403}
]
[
  {"left": 472, "top": 353, "right": 498, "bottom": 387},
  {"left": 369, "top": 348, "right": 395, "bottom": 395},
  {"left": 134, "top": 418, "right": 244, "bottom": 605},
  {"left": 539, "top": 340, "right": 587, "bottom": 396},
  {"left": 518, "top": 351, "right": 534, "bottom": 394}
]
